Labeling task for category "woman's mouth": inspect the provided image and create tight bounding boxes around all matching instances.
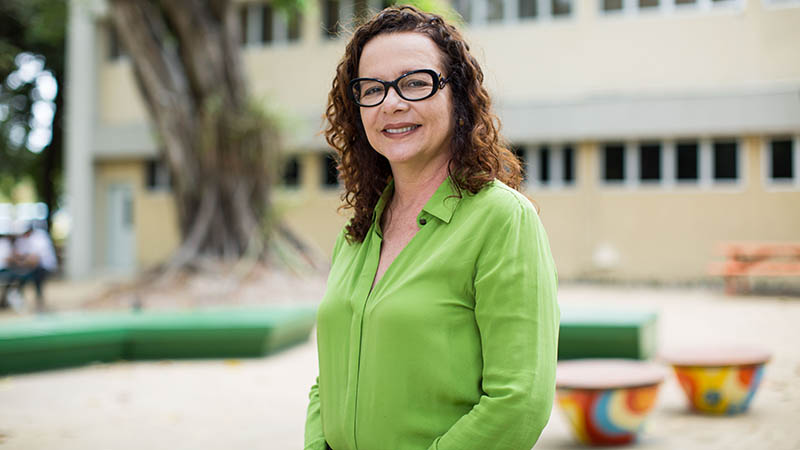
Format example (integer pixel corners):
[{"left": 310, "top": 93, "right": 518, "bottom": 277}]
[{"left": 383, "top": 124, "right": 421, "bottom": 135}]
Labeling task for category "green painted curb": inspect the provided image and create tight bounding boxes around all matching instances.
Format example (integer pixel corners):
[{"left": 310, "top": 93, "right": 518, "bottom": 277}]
[{"left": 0, "top": 307, "right": 317, "bottom": 376}]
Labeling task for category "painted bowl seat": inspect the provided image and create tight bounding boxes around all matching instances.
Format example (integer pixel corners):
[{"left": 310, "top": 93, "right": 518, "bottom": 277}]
[
  {"left": 660, "top": 346, "right": 770, "bottom": 415},
  {"left": 556, "top": 358, "right": 665, "bottom": 446}
]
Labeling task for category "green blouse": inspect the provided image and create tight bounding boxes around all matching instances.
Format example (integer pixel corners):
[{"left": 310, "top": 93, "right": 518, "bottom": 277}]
[{"left": 305, "top": 178, "right": 560, "bottom": 450}]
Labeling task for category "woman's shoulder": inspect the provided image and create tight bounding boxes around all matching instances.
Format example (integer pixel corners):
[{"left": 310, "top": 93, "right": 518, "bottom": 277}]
[{"left": 469, "top": 179, "right": 538, "bottom": 218}]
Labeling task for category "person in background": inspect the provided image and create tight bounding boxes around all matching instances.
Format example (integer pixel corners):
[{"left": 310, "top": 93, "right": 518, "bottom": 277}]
[
  {"left": 2, "top": 223, "right": 58, "bottom": 312},
  {"left": 0, "top": 233, "right": 14, "bottom": 309}
]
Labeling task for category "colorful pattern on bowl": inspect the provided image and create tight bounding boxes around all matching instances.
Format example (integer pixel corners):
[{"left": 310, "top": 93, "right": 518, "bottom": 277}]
[
  {"left": 556, "top": 384, "right": 661, "bottom": 446},
  {"left": 672, "top": 363, "right": 765, "bottom": 414}
]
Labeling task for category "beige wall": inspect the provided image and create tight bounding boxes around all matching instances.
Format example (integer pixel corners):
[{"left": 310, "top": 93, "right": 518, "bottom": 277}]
[{"left": 136, "top": 190, "right": 180, "bottom": 268}]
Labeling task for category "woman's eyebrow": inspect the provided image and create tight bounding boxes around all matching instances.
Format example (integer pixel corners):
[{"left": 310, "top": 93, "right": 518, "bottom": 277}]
[{"left": 361, "top": 68, "right": 427, "bottom": 80}]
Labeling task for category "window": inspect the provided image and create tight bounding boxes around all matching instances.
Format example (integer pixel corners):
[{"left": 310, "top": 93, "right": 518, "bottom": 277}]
[
  {"left": 521, "top": 144, "right": 575, "bottom": 188},
  {"left": 239, "top": 8, "right": 249, "bottom": 44},
  {"left": 603, "top": 143, "right": 625, "bottom": 182},
  {"left": 513, "top": 147, "right": 528, "bottom": 181},
  {"left": 600, "top": 0, "right": 743, "bottom": 16},
  {"left": 282, "top": 156, "right": 301, "bottom": 187},
  {"left": 453, "top": 0, "right": 472, "bottom": 22},
  {"left": 769, "top": 138, "right": 794, "bottom": 180},
  {"left": 676, "top": 141, "right": 699, "bottom": 181},
  {"left": 538, "top": 146, "right": 551, "bottom": 184},
  {"left": 354, "top": 0, "right": 371, "bottom": 21},
  {"left": 519, "top": 0, "right": 538, "bottom": 18},
  {"left": 108, "top": 26, "right": 125, "bottom": 60},
  {"left": 639, "top": 142, "right": 661, "bottom": 181},
  {"left": 762, "top": 0, "right": 800, "bottom": 7},
  {"left": 323, "top": 0, "right": 341, "bottom": 38},
  {"left": 600, "top": 138, "right": 744, "bottom": 188},
  {"left": 713, "top": 140, "right": 738, "bottom": 181},
  {"left": 261, "top": 3, "right": 274, "bottom": 44},
  {"left": 467, "top": 0, "right": 571, "bottom": 23},
  {"left": 552, "top": 0, "right": 572, "bottom": 16},
  {"left": 563, "top": 145, "right": 575, "bottom": 183},
  {"left": 241, "top": 2, "right": 303, "bottom": 45},
  {"left": 145, "top": 159, "right": 171, "bottom": 191},
  {"left": 287, "top": 10, "right": 301, "bottom": 40},
  {"left": 488, "top": 0, "right": 505, "bottom": 22},
  {"left": 322, "top": 153, "right": 340, "bottom": 187}
]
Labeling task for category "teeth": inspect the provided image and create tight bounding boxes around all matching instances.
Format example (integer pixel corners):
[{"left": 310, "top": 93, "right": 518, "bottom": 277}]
[{"left": 385, "top": 125, "right": 417, "bottom": 134}]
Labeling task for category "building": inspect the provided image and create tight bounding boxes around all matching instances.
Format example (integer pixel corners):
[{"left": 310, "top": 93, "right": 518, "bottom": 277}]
[{"left": 65, "top": 0, "right": 800, "bottom": 281}]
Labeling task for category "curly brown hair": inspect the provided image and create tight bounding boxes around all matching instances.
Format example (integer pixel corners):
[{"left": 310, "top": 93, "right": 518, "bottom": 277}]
[{"left": 325, "top": 5, "right": 522, "bottom": 243}]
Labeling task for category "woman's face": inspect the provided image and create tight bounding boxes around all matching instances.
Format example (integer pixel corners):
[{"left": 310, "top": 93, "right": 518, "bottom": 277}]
[{"left": 357, "top": 32, "right": 454, "bottom": 173}]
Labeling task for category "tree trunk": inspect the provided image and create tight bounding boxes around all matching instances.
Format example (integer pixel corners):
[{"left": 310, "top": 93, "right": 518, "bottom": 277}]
[{"left": 108, "top": 0, "right": 278, "bottom": 268}]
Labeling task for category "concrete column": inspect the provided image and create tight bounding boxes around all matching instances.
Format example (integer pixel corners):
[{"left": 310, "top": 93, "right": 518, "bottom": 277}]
[
  {"left": 744, "top": 135, "right": 759, "bottom": 192},
  {"left": 65, "top": 0, "right": 97, "bottom": 279}
]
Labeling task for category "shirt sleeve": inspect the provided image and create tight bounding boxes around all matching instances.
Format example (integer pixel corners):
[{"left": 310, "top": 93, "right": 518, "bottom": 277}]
[
  {"left": 304, "top": 377, "right": 327, "bottom": 450},
  {"left": 305, "top": 229, "right": 347, "bottom": 450},
  {"left": 427, "top": 197, "right": 560, "bottom": 450}
]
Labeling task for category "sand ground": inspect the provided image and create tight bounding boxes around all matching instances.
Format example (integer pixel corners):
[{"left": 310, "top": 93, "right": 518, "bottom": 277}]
[{"left": 1, "top": 281, "right": 799, "bottom": 450}]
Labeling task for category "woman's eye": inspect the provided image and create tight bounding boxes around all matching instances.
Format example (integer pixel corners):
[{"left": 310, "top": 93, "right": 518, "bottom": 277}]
[
  {"left": 364, "top": 86, "right": 383, "bottom": 96},
  {"left": 407, "top": 79, "right": 430, "bottom": 88}
]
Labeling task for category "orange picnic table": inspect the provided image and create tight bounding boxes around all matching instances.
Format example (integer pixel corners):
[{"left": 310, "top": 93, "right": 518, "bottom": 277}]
[{"left": 709, "top": 242, "right": 800, "bottom": 294}]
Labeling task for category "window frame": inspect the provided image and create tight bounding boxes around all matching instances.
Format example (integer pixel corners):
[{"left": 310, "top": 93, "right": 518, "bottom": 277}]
[
  {"left": 761, "top": 0, "right": 800, "bottom": 10},
  {"left": 241, "top": 2, "right": 303, "bottom": 47},
  {"left": 524, "top": 143, "right": 578, "bottom": 190},
  {"left": 711, "top": 139, "right": 740, "bottom": 183},
  {"left": 674, "top": 140, "right": 701, "bottom": 185},
  {"left": 762, "top": 135, "right": 800, "bottom": 190},
  {"left": 321, "top": 152, "right": 341, "bottom": 189},
  {"left": 597, "top": 0, "right": 745, "bottom": 17},
  {"left": 598, "top": 138, "right": 744, "bottom": 191},
  {"left": 467, "top": 0, "right": 575, "bottom": 25},
  {"left": 281, "top": 154, "right": 302, "bottom": 189}
]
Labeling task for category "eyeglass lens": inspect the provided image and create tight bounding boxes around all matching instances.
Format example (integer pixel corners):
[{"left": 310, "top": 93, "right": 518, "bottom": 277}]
[{"left": 352, "top": 71, "right": 436, "bottom": 106}]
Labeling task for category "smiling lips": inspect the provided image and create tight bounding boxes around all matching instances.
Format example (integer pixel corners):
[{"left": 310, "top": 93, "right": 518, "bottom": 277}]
[{"left": 383, "top": 124, "right": 421, "bottom": 135}]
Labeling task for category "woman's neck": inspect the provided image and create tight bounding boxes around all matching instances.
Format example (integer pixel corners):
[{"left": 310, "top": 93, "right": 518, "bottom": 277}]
[{"left": 389, "top": 157, "right": 450, "bottom": 213}]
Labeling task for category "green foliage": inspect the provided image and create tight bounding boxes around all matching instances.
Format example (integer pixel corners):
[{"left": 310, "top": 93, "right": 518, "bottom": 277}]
[
  {"left": 395, "top": 0, "right": 463, "bottom": 24},
  {"left": 0, "top": 0, "right": 66, "bottom": 212}
]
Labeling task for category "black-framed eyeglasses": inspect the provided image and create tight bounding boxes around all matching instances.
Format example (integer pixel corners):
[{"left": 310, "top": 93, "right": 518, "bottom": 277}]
[{"left": 348, "top": 69, "right": 448, "bottom": 107}]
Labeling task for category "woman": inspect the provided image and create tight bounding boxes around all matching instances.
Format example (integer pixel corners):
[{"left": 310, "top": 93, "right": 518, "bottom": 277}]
[{"left": 305, "top": 6, "right": 559, "bottom": 450}]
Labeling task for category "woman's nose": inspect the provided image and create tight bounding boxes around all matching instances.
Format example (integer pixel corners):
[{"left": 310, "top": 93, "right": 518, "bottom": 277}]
[{"left": 381, "top": 86, "right": 408, "bottom": 111}]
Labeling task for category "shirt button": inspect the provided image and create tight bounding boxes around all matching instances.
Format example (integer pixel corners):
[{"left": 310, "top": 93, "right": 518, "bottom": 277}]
[{"left": 419, "top": 218, "right": 427, "bottom": 226}]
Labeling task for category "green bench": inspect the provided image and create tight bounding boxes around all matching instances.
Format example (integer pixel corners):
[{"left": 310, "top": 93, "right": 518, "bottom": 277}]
[
  {"left": 0, "top": 306, "right": 317, "bottom": 376},
  {"left": 558, "top": 307, "right": 658, "bottom": 360}
]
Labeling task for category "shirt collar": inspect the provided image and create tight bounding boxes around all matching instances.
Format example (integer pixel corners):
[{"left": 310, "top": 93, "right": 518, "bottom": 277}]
[
  {"left": 421, "top": 177, "right": 461, "bottom": 224},
  {"left": 373, "top": 180, "right": 394, "bottom": 225},
  {"left": 373, "top": 176, "right": 462, "bottom": 226}
]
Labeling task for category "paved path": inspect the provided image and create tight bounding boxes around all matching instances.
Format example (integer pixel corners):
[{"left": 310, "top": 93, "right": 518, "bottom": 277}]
[{"left": 1, "top": 285, "right": 799, "bottom": 449}]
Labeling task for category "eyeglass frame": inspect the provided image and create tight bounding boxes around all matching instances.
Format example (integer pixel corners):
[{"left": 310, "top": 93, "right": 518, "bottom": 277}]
[{"left": 348, "top": 69, "right": 449, "bottom": 107}]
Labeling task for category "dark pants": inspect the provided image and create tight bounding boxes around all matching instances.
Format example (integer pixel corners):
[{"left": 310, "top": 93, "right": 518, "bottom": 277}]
[
  {"left": 0, "top": 266, "right": 49, "bottom": 311},
  {"left": 0, "top": 268, "right": 12, "bottom": 308}
]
